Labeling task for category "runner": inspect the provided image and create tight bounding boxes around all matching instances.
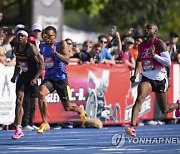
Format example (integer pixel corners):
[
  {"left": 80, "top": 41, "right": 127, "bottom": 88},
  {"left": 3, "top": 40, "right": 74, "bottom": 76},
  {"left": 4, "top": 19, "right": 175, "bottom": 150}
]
[
  {"left": 37, "top": 26, "right": 87, "bottom": 134},
  {"left": 11, "top": 29, "right": 44, "bottom": 139},
  {"left": 125, "top": 23, "right": 180, "bottom": 137}
]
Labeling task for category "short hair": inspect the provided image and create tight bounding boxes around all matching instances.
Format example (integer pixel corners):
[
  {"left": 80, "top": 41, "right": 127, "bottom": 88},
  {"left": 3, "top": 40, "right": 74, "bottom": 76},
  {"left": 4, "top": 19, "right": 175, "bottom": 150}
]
[
  {"left": 92, "top": 43, "right": 102, "bottom": 49},
  {"left": 145, "top": 23, "right": 158, "bottom": 32},
  {"left": 65, "top": 38, "right": 73, "bottom": 43},
  {"left": 169, "top": 32, "right": 178, "bottom": 38},
  {"left": 44, "top": 26, "right": 57, "bottom": 34},
  {"left": 83, "top": 40, "right": 93, "bottom": 46},
  {"left": 98, "top": 34, "right": 108, "bottom": 41}
]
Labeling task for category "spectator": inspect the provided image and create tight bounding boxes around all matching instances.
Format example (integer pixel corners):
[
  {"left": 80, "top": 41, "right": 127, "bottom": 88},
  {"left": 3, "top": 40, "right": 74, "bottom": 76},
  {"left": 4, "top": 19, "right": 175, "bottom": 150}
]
[
  {"left": 0, "top": 32, "right": 12, "bottom": 66},
  {"left": 115, "top": 37, "right": 135, "bottom": 69},
  {"left": 73, "top": 40, "right": 94, "bottom": 63},
  {"left": 89, "top": 43, "right": 102, "bottom": 64},
  {"left": 130, "top": 36, "right": 143, "bottom": 61},
  {"left": 107, "top": 31, "right": 122, "bottom": 59},
  {"left": 97, "top": 34, "right": 115, "bottom": 64},
  {"left": 65, "top": 38, "right": 79, "bottom": 64},
  {"left": 0, "top": 10, "right": 3, "bottom": 27},
  {"left": 168, "top": 32, "right": 179, "bottom": 61},
  {"left": 30, "top": 23, "right": 43, "bottom": 51},
  {"left": 2, "top": 28, "right": 16, "bottom": 66},
  {"left": 0, "top": 31, "right": 5, "bottom": 45}
]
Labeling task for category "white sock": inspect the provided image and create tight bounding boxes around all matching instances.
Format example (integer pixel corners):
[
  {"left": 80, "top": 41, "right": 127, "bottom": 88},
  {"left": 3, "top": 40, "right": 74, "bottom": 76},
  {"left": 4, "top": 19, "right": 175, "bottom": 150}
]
[{"left": 16, "top": 125, "right": 22, "bottom": 131}]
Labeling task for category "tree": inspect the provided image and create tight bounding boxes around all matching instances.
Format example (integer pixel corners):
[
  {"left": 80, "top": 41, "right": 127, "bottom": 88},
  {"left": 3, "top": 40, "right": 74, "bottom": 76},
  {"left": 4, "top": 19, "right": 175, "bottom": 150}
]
[
  {"left": 64, "top": 0, "right": 109, "bottom": 17},
  {"left": 99, "top": 0, "right": 180, "bottom": 36}
]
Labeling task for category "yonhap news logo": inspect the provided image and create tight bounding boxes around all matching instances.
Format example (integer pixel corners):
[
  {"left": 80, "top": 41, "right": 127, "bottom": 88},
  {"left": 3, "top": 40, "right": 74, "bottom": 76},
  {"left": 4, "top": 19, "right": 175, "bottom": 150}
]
[{"left": 112, "top": 133, "right": 180, "bottom": 148}]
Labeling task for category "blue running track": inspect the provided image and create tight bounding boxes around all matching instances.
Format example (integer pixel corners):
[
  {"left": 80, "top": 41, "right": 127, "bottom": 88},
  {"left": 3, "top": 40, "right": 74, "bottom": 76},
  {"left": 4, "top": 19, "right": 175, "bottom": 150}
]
[{"left": 0, "top": 124, "right": 179, "bottom": 154}]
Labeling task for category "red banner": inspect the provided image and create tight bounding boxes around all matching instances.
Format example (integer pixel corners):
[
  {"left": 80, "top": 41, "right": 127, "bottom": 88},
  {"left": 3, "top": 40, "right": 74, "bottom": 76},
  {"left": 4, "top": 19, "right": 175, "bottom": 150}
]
[{"left": 34, "top": 63, "right": 179, "bottom": 125}]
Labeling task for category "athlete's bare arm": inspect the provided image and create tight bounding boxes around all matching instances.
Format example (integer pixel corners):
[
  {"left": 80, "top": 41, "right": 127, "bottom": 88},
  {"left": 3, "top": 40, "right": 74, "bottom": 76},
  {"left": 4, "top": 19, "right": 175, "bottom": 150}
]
[
  {"left": 28, "top": 43, "right": 45, "bottom": 84},
  {"left": 150, "top": 40, "right": 171, "bottom": 67},
  {"left": 51, "top": 40, "right": 70, "bottom": 65},
  {"left": 130, "top": 45, "right": 142, "bottom": 83},
  {"left": 10, "top": 47, "right": 21, "bottom": 83}
]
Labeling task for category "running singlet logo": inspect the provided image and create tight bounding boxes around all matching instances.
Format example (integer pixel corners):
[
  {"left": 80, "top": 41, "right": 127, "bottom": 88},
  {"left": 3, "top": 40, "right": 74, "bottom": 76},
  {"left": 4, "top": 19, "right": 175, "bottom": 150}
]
[
  {"left": 141, "top": 48, "right": 155, "bottom": 71},
  {"left": 19, "top": 62, "right": 28, "bottom": 72},
  {"left": 44, "top": 56, "right": 54, "bottom": 68},
  {"left": 142, "top": 59, "right": 155, "bottom": 71}
]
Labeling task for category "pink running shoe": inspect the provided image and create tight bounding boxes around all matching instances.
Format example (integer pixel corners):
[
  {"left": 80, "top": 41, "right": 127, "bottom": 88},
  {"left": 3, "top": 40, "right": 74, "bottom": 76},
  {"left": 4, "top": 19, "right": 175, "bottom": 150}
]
[
  {"left": 125, "top": 125, "right": 136, "bottom": 137},
  {"left": 12, "top": 129, "right": 24, "bottom": 140},
  {"left": 175, "top": 100, "right": 180, "bottom": 117}
]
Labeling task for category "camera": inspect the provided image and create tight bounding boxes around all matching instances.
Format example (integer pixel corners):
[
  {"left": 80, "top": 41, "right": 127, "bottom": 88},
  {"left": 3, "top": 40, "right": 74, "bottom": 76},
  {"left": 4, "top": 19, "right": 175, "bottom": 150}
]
[
  {"left": 110, "top": 25, "right": 117, "bottom": 36},
  {"left": 73, "top": 42, "right": 77, "bottom": 47}
]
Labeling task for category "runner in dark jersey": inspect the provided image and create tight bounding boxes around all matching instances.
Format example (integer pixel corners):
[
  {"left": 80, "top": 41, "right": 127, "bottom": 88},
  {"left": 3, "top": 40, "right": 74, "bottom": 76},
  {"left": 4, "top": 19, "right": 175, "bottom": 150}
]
[
  {"left": 37, "top": 26, "right": 87, "bottom": 134},
  {"left": 11, "top": 29, "right": 44, "bottom": 139},
  {"left": 125, "top": 23, "right": 180, "bottom": 137}
]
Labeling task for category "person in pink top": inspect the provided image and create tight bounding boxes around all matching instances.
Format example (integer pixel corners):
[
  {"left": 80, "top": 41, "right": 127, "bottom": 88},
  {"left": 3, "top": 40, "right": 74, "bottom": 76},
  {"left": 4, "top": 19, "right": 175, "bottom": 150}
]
[{"left": 125, "top": 23, "right": 180, "bottom": 137}]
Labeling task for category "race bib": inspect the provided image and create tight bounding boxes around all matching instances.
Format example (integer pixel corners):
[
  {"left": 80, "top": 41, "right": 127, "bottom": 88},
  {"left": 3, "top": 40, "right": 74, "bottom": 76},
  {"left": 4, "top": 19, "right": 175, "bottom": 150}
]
[
  {"left": 44, "top": 56, "right": 54, "bottom": 68},
  {"left": 142, "top": 59, "right": 155, "bottom": 71},
  {"left": 19, "top": 62, "right": 28, "bottom": 72}
]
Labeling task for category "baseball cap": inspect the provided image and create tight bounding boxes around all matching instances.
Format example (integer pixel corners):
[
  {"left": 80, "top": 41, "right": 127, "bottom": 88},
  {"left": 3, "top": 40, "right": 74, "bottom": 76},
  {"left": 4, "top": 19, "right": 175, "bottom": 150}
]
[
  {"left": 124, "top": 37, "right": 134, "bottom": 44},
  {"left": 15, "top": 24, "right": 25, "bottom": 33},
  {"left": 32, "top": 23, "right": 42, "bottom": 31}
]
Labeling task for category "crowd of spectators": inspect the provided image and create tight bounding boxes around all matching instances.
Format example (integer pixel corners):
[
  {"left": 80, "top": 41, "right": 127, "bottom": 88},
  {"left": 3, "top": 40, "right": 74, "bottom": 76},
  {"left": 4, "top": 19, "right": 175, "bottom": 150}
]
[{"left": 0, "top": 22, "right": 179, "bottom": 69}]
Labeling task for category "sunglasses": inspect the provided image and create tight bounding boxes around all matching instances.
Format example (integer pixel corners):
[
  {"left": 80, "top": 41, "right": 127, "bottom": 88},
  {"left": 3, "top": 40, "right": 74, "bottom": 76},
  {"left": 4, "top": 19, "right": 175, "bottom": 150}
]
[
  {"left": 85, "top": 45, "right": 92, "bottom": 48},
  {"left": 43, "top": 33, "right": 55, "bottom": 39},
  {"left": 67, "top": 42, "right": 72, "bottom": 45},
  {"left": 17, "top": 34, "right": 26, "bottom": 37},
  {"left": 100, "top": 40, "right": 107, "bottom": 44},
  {"left": 33, "top": 29, "right": 41, "bottom": 32}
]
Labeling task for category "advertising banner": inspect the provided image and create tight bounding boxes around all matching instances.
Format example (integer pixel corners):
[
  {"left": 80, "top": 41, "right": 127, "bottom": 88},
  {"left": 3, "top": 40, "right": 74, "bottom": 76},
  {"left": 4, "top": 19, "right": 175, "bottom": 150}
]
[
  {"left": 0, "top": 64, "right": 16, "bottom": 125},
  {"left": 0, "top": 63, "right": 179, "bottom": 125}
]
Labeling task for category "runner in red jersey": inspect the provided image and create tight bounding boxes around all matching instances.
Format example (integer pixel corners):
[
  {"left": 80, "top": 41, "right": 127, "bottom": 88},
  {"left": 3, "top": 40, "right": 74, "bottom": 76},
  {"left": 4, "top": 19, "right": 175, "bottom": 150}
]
[{"left": 125, "top": 23, "right": 180, "bottom": 137}]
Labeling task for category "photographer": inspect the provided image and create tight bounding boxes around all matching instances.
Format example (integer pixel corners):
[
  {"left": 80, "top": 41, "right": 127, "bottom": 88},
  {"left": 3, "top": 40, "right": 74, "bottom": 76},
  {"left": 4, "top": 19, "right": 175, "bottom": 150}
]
[{"left": 107, "top": 26, "right": 122, "bottom": 60}]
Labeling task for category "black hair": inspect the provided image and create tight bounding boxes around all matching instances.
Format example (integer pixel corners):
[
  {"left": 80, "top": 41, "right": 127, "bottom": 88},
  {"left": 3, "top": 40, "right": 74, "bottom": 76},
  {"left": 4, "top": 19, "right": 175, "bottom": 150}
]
[
  {"left": 169, "top": 32, "right": 178, "bottom": 38},
  {"left": 44, "top": 26, "right": 57, "bottom": 34}
]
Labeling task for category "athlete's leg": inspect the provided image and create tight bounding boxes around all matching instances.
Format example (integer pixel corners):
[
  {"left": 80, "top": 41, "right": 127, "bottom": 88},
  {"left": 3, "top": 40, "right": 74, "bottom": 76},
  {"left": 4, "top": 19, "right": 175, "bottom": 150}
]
[
  {"left": 37, "top": 84, "right": 50, "bottom": 134},
  {"left": 156, "top": 92, "right": 179, "bottom": 113},
  {"left": 57, "top": 85, "right": 87, "bottom": 125},
  {"left": 59, "top": 86, "right": 83, "bottom": 113},
  {"left": 131, "top": 81, "right": 152, "bottom": 126},
  {"left": 125, "top": 81, "right": 152, "bottom": 137},
  {"left": 12, "top": 91, "right": 25, "bottom": 139},
  {"left": 29, "top": 97, "right": 38, "bottom": 126},
  {"left": 15, "top": 91, "right": 25, "bottom": 126},
  {"left": 38, "top": 85, "right": 50, "bottom": 123}
]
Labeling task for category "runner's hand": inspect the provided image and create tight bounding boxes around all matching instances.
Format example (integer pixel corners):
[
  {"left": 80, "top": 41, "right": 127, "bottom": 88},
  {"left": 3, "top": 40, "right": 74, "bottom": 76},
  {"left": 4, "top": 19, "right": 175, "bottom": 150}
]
[
  {"left": 31, "top": 78, "right": 37, "bottom": 86},
  {"left": 10, "top": 76, "right": 16, "bottom": 83},
  {"left": 51, "top": 44, "right": 56, "bottom": 54},
  {"left": 130, "top": 75, "right": 136, "bottom": 83},
  {"left": 149, "top": 45, "right": 155, "bottom": 57}
]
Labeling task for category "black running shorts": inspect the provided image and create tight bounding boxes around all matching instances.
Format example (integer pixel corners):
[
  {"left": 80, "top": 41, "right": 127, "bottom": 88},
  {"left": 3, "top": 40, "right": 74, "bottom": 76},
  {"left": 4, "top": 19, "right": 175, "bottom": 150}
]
[
  {"left": 141, "top": 75, "right": 168, "bottom": 93},
  {"left": 41, "top": 78, "right": 70, "bottom": 102},
  {"left": 16, "top": 72, "right": 39, "bottom": 98}
]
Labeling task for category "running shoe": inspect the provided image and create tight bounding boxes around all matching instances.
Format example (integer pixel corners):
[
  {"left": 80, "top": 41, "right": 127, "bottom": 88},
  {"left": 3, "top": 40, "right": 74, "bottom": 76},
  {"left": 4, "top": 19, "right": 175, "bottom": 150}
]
[
  {"left": 22, "top": 125, "right": 34, "bottom": 131},
  {"left": 125, "top": 125, "right": 136, "bottom": 137},
  {"left": 79, "top": 105, "right": 87, "bottom": 126},
  {"left": 175, "top": 100, "right": 180, "bottom": 117},
  {"left": 12, "top": 129, "right": 24, "bottom": 140},
  {"left": 37, "top": 123, "right": 50, "bottom": 134}
]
